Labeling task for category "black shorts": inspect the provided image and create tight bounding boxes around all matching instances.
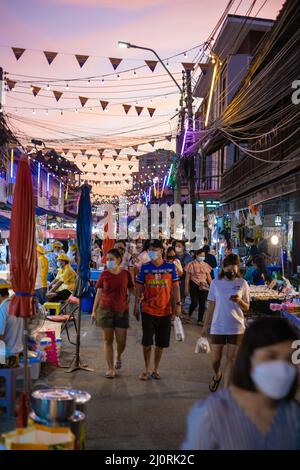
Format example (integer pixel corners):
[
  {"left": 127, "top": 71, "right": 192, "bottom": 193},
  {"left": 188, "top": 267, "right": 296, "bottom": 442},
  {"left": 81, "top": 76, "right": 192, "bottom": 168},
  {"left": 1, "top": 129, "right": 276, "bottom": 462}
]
[
  {"left": 51, "top": 290, "right": 72, "bottom": 301},
  {"left": 141, "top": 312, "right": 172, "bottom": 348}
]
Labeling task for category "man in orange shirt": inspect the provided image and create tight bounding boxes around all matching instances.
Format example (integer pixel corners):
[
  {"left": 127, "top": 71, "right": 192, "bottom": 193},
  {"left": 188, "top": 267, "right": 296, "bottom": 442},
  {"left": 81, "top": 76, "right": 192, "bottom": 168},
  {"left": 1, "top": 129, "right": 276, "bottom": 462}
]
[{"left": 134, "top": 240, "right": 181, "bottom": 381}]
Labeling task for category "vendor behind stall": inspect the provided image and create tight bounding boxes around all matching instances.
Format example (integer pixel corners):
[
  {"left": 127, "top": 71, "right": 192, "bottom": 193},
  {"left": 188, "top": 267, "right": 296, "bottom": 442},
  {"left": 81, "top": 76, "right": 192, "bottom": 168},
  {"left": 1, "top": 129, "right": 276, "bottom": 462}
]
[
  {"left": 252, "top": 255, "right": 272, "bottom": 286},
  {"left": 0, "top": 280, "right": 24, "bottom": 368},
  {"left": 46, "top": 241, "right": 64, "bottom": 282},
  {"left": 46, "top": 254, "right": 76, "bottom": 302}
]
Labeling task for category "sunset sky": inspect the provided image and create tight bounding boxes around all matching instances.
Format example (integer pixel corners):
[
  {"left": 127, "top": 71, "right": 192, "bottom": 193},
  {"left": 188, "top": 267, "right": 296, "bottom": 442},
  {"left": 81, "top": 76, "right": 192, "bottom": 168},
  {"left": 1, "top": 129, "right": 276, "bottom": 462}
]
[{"left": 0, "top": 0, "right": 285, "bottom": 196}]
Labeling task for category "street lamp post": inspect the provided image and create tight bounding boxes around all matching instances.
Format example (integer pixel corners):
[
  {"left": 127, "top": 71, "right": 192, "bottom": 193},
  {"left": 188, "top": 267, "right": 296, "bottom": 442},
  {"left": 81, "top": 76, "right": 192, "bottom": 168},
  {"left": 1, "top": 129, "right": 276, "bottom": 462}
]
[{"left": 118, "top": 41, "right": 183, "bottom": 95}]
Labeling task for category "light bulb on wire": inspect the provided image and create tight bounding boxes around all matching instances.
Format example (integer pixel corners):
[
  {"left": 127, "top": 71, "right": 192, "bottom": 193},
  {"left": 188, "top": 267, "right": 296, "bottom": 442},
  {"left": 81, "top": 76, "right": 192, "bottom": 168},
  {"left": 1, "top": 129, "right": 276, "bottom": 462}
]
[
  {"left": 46, "top": 84, "right": 51, "bottom": 91},
  {"left": 65, "top": 83, "right": 69, "bottom": 90}
]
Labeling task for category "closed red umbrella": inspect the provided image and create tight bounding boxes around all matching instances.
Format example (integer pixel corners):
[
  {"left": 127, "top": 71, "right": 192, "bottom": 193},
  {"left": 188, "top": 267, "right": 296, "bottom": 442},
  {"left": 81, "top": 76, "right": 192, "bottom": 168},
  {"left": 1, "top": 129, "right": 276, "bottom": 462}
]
[
  {"left": 9, "top": 155, "right": 37, "bottom": 425},
  {"left": 102, "top": 210, "right": 115, "bottom": 264}
]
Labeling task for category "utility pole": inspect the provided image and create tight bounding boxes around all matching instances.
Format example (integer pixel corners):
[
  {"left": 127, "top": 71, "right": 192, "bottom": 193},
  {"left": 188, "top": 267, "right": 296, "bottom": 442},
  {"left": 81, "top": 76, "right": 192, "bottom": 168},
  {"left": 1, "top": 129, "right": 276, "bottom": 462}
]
[
  {"left": 0, "top": 68, "right": 4, "bottom": 112},
  {"left": 185, "top": 69, "right": 196, "bottom": 234},
  {"left": 174, "top": 71, "right": 186, "bottom": 205}
]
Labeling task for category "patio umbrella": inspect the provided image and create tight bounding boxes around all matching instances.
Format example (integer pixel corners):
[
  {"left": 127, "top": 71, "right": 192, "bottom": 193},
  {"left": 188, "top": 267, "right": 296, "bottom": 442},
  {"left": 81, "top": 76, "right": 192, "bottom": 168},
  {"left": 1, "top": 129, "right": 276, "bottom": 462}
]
[
  {"left": 66, "top": 183, "right": 94, "bottom": 373},
  {"left": 9, "top": 155, "right": 37, "bottom": 425}
]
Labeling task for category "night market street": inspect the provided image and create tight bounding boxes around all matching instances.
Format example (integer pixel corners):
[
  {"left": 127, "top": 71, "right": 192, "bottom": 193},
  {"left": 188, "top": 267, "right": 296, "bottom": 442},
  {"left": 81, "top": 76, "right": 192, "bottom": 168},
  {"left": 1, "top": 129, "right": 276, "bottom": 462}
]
[{"left": 1, "top": 313, "right": 212, "bottom": 450}]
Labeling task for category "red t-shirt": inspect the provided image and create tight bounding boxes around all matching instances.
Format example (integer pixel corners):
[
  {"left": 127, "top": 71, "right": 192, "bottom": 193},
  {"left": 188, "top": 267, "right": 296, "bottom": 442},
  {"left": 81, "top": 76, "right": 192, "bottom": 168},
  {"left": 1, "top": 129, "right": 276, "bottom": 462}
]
[{"left": 95, "top": 269, "right": 134, "bottom": 313}]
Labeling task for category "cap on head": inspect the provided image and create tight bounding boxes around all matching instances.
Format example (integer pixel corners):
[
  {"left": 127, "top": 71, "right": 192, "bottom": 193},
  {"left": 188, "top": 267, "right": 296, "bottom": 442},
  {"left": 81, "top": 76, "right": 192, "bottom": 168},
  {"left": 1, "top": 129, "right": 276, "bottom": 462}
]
[
  {"left": 71, "top": 245, "right": 77, "bottom": 251},
  {"left": 57, "top": 254, "right": 70, "bottom": 263},
  {"left": 52, "top": 241, "right": 63, "bottom": 250}
]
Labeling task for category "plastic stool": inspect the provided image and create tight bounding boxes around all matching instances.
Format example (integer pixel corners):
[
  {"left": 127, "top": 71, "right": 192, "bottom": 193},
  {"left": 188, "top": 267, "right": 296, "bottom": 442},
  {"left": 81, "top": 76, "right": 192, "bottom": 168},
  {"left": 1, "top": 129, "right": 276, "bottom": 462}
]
[
  {"left": 43, "top": 302, "right": 61, "bottom": 316},
  {"left": 0, "top": 366, "right": 32, "bottom": 416}
]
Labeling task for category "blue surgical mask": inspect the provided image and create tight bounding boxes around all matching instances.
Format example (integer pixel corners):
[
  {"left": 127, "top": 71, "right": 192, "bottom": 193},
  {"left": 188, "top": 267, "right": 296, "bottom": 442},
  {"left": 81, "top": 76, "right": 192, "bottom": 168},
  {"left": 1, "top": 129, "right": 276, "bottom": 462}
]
[
  {"left": 57, "top": 262, "right": 62, "bottom": 268},
  {"left": 107, "top": 260, "right": 116, "bottom": 269},
  {"left": 149, "top": 250, "right": 159, "bottom": 261}
]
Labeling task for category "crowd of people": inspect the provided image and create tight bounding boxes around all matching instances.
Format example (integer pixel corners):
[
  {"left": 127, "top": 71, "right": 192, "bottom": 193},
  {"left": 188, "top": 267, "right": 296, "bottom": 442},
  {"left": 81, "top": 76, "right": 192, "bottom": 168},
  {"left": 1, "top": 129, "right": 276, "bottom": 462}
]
[{"left": 0, "top": 234, "right": 299, "bottom": 449}]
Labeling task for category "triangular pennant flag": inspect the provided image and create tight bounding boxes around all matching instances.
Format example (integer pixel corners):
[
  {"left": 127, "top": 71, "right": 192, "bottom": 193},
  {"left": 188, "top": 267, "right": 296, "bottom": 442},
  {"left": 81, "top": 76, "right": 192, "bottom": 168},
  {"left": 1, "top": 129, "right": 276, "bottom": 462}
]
[
  {"left": 87, "top": 155, "right": 92, "bottom": 160},
  {"left": 75, "top": 54, "right": 89, "bottom": 68},
  {"left": 165, "top": 135, "right": 172, "bottom": 142},
  {"left": 147, "top": 107, "right": 156, "bottom": 117},
  {"left": 6, "top": 79, "right": 16, "bottom": 91},
  {"left": 81, "top": 149, "right": 86, "bottom": 155},
  {"left": 93, "top": 172, "right": 97, "bottom": 176},
  {"left": 72, "top": 152, "right": 77, "bottom": 158},
  {"left": 129, "top": 165, "right": 133, "bottom": 170},
  {"left": 43, "top": 51, "right": 58, "bottom": 65},
  {"left": 125, "top": 179, "right": 130, "bottom": 184},
  {"left": 127, "top": 155, "right": 133, "bottom": 161},
  {"left": 100, "top": 100, "right": 109, "bottom": 111},
  {"left": 109, "top": 57, "right": 122, "bottom": 70},
  {"left": 32, "top": 86, "right": 41, "bottom": 97},
  {"left": 116, "top": 165, "right": 121, "bottom": 170},
  {"left": 63, "top": 149, "right": 69, "bottom": 155},
  {"left": 115, "top": 149, "right": 121, "bottom": 156},
  {"left": 100, "top": 156, "right": 104, "bottom": 161},
  {"left": 53, "top": 90, "right": 63, "bottom": 102},
  {"left": 79, "top": 96, "right": 88, "bottom": 107},
  {"left": 102, "top": 173, "right": 106, "bottom": 176},
  {"left": 122, "top": 174, "right": 126, "bottom": 177},
  {"left": 82, "top": 163, "right": 86, "bottom": 167},
  {"left": 12, "top": 47, "right": 25, "bottom": 60},
  {"left": 181, "top": 62, "right": 195, "bottom": 71},
  {"left": 112, "top": 173, "right": 116, "bottom": 177},
  {"left": 104, "top": 164, "right": 109, "bottom": 169},
  {"left": 113, "top": 156, "right": 118, "bottom": 161},
  {"left": 132, "top": 145, "right": 139, "bottom": 152},
  {"left": 150, "top": 141, "right": 155, "bottom": 147},
  {"left": 198, "top": 63, "right": 211, "bottom": 75},
  {"left": 93, "top": 164, "right": 97, "bottom": 169},
  {"left": 135, "top": 106, "right": 143, "bottom": 116},
  {"left": 122, "top": 104, "right": 131, "bottom": 115},
  {"left": 145, "top": 60, "right": 158, "bottom": 72},
  {"left": 98, "top": 148, "right": 104, "bottom": 155}
]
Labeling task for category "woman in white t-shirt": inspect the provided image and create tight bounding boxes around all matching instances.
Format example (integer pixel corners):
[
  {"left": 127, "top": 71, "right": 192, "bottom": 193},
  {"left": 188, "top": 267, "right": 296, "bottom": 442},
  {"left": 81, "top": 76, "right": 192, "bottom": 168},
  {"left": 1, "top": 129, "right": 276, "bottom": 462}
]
[{"left": 202, "top": 254, "right": 250, "bottom": 392}]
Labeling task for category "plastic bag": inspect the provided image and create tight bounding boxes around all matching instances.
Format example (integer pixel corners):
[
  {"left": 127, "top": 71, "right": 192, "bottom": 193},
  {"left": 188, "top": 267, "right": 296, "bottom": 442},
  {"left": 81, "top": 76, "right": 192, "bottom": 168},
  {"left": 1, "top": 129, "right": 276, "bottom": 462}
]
[
  {"left": 195, "top": 336, "right": 211, "bottom": 354},
  {"left": 174, "top": 317, "right": 185, "bottom": 341}
]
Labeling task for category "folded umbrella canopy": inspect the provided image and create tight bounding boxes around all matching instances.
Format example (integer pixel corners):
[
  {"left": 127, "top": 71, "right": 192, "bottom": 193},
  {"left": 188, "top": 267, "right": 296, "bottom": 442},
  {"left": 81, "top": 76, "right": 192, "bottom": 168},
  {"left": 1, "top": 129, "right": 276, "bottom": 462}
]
[
  {"left": 9, "top": 155, "right": 37, "bottom": 425},
  {"left": 66, "top": 183, "right": 94, "bottom": 373}
]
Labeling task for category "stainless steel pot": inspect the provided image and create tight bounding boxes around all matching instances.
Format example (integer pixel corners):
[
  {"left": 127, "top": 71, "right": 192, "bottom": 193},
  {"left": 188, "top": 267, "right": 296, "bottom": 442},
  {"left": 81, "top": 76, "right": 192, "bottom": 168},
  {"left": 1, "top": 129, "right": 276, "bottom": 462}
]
[
  {"left": 68, "top": 390, "right": 91, "bottom": 414},
  {"left": 31, "top": 388, "right": 76, "bottom": 422}
]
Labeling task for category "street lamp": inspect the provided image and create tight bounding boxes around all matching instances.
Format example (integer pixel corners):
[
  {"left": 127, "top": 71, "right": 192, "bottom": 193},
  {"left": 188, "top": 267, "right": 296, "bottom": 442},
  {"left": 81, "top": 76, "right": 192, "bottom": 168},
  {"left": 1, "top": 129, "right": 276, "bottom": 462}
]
[
  {"left": 271, "top": 234, "right": 285, "bottom": 277},
  {"left": 118, "top": 41, "right": 183, "bottom": 95}
]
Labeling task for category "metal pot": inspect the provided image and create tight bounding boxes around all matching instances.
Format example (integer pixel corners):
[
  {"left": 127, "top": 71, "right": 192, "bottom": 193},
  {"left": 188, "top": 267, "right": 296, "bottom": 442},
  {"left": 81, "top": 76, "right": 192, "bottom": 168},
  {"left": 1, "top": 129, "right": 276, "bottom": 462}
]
[
  {"left": 31, "top": 388, "right": 76, "bottom": 422},
  {"left": 68, "top": 390, "right": 91, "bottom": 415}
]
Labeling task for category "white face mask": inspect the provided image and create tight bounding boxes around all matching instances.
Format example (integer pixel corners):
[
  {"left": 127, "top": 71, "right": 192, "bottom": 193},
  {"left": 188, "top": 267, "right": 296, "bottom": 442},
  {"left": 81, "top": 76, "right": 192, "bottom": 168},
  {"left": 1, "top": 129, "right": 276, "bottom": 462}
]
[
  {"left": 197, "top": 257, "right": 205, "bottom": 262},
  {"left": 251, "top": 360, "right": 296, "bottom": 400}
]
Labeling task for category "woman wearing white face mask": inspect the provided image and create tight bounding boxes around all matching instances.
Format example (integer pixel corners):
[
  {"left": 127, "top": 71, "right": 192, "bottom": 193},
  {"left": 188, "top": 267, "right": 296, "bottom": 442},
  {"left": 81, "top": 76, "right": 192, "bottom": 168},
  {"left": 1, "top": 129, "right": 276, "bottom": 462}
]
[
  {"left": 202, "top": 254, "right": 250, "bottom": 391},
  {"left": 182, "top": 317, "right": 300, "bottom": 450},
  {"left": 184, "top": 249, "right": 212, "bottom": 325},
  {"left": 92, "top": 249, "right": 134, "bottom": 378}
]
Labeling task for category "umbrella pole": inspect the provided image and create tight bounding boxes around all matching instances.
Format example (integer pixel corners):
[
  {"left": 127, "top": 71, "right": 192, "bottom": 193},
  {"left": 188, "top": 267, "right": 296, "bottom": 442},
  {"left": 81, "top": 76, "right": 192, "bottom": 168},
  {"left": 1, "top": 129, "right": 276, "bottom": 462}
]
[{"left": 66, "top": 298, "right": 94, "bottom": 373}]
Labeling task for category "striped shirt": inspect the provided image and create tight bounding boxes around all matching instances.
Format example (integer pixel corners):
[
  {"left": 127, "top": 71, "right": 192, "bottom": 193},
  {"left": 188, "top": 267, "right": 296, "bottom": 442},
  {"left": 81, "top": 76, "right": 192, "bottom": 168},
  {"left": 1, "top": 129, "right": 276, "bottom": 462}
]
[
  {"left": 136, "top": 261, "right": 180, "bottom": 316},
  {"left": 182, "top": 389, "right": 300, "bottom": 450}
]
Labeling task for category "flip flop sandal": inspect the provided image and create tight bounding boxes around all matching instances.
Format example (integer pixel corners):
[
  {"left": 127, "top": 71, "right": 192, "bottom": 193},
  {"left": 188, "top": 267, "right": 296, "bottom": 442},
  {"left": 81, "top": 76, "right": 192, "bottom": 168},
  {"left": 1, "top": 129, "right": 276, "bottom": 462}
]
[
  {"left": 209, "top": 373, "right": 222, "bottom": 392},
  {"left": 105, "top": 371, "right": 116, "bottom": 379},
  {"left": 151, "top": 372, "right": 161, "bottom": 380},
  {"left": 139, "top": 372, "right": 152, "bottom": 381},
  {"left": 115, "top": 360, "right": 122, "bottom": 370}
]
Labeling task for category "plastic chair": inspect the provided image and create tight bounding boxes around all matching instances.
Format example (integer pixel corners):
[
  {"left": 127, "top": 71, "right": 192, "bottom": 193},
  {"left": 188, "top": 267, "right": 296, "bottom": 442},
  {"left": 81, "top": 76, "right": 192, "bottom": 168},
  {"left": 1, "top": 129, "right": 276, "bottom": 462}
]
[
  {"left": 0, "top": 366, "right": 32, "bottom": 416},
  {"left": 43, "top": 302, "right": 61, "bottom": 316}
]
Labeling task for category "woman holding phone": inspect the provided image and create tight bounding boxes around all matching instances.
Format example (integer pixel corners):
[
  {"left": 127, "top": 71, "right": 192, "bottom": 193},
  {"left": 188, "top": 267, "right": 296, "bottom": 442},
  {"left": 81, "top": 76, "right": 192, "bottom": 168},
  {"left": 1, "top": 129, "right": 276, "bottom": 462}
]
[{"left": 201, "top": 254, "right": 250, "bottom": 391}]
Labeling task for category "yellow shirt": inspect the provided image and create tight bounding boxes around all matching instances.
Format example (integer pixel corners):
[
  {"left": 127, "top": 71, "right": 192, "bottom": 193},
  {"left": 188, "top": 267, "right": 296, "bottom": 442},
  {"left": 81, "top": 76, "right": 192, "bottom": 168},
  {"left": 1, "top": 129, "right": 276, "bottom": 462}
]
[
  {"left": 35, "top": 254, "right": 49, "bottom": 289},
  {"left": 55, "top": 264, "right": 76, "bottom": 292}
]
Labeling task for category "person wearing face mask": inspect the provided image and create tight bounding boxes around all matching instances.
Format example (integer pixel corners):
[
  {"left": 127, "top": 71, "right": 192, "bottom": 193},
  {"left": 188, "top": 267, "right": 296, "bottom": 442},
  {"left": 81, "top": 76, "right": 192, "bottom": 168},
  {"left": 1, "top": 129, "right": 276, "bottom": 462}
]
[
  {"left": 46, "top": 254, "right": 76, "bottom": 301},
  {"left": 134, "top": 240, "right": 181, "bottom": 381},
  {"left": 173, "top": 241, "right": 193, "bottom": 316},
  {"left": 92, "top": 249, "right": 134, "bottom": 378},
  {"left": 202, "top": 254, "right": 250, "bottom": 391},
  {"left": 182, "top": 317, "right": 300, "bottom": 450},
  {"left": 166, "top": 247, "right": 183, "bottom": 277},
  {"left": 134, "top": 239, "right": 151, "bottom": 273},
  {"left": 46, "top": 241, "right": 63, "bottom": 283},
  {"left": 184, "top": 249, "right": 212, "bottom": 325}
]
